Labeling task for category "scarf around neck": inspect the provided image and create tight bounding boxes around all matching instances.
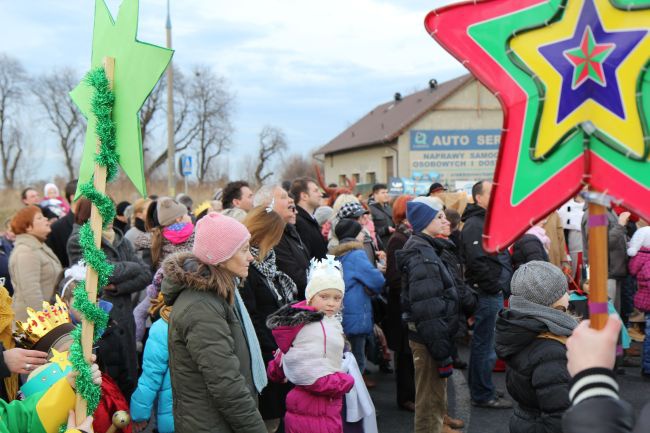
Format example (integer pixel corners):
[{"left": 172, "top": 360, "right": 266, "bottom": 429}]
[
  {"left": 250, "top": 246, "right": 296, "bottom": 304},
  {"left": 509, "top": 295, "right": 578, "bottom": 337},
  {"left": 162, "top": 222, "right": 194, "bottom": 244}
]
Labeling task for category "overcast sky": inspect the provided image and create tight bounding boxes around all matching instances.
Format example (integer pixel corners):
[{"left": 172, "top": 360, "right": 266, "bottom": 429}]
[{"left": 0, "top": 0, "right": 466, "bottom": 180}]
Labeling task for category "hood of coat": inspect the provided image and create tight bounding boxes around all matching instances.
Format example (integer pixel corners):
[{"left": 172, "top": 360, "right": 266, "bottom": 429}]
[
  {"left": 328, "top": 240, "right": 363, "bottom": 257},
  {"left": 161, "top": 252, "right": 235, "bottom": 306},
  {"left": 461, "top": 203, "right": 486, "bottom": 223},
  {"left": 266, "top": 300, "right": 323, "bottom": 353},
  {"left": 495, "top": 309, "right": 552, "bottom": 359}
]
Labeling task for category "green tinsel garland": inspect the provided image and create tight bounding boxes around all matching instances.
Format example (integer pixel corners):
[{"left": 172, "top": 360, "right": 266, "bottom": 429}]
[{"left": 67, "top": 66, "right": 120, "bottom": 418}]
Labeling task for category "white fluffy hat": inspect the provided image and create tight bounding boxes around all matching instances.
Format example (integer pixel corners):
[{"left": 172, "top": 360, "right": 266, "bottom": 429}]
[
  {"left": 628, "top": 226, "right": 650, "bottom": 257},
  {"left": 305, "top": 255, "right": 345, "bottom": 302}
]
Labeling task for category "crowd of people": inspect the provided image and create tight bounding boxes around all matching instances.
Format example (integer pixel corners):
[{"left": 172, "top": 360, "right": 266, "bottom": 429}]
[{"left": 0, "top": 177, "right": 646, "bottom": 433}]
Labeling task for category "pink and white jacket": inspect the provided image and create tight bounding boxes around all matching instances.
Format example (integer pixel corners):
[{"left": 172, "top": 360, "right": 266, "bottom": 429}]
[
  {"left": 630, "top": 248, "right": 650, "bottom": 312},
  {"left": 266, "top": 301, "right": 354, "bottom": 433}
]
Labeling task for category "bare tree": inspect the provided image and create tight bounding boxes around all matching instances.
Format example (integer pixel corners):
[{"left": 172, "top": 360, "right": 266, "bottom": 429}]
[
  {"left": 31, "top": 68, "right": 84, "bottom": 180},
  {"left": 145, "top": 67, "right": 200, "bottom": 177},
  {"left": 277, "top": 153, "right": 321, "bottom": 182},
  {"left": 0, "top": 54, "right": 27, "bottom": 188},
  {"left": 255, "top": 126, "right": 287, "bottom": 185},
  {"left": 139, "top": 71, "right": 166, "bottom": 163},
  {"left": 191, "top": 65, "right": 233, "bottom": 183}
]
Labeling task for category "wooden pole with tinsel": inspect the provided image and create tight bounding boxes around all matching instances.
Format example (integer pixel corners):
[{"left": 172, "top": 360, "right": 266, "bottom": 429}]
[{"left": 74, "top": 56, "right": 115, "bottom": 426}]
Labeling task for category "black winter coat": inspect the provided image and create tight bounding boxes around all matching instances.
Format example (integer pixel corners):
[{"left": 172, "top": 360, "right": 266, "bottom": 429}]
[
  {"left": 369, "top": 202, "right": 394, "bottom": 249},
  {"left": 295, "top": 205, "right": 327, "bottom": 260},
  {"left": 512, "top": 234, "right": 549, "bottom": 270},
  {"left": 431, "top": 237, "right": 478, "bottom": 317},
  {"left": 239, "top": 263, "right": 292, "bottom": 420},
  {"left": 396, "top": 232, "right": 459, "bottom": 363},
  {"left": 96, "top": 318, "right": 138, "bottom": 399},
  {"left": 496, "top": 309, "right": 571, "bottom": 433},
  {"left": 45, "top": 211, "right": 75, "bottom": 268},
  {"left": 384, "top": 226, "right": 410, "bottom": 351},
  {"left": 460, "top": 204, "right": 513, "bottom": 295},
  {"left": 275, "top": 224, "right": 310, "bottom": 300}
]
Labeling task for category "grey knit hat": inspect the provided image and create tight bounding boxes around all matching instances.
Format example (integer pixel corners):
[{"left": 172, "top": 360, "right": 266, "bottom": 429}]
[
  {"left": 157, "top": 197, "right": 188, "bottom": 226},
  {"left": 511, "top": 261, "right": 567, "bottom": 307}
]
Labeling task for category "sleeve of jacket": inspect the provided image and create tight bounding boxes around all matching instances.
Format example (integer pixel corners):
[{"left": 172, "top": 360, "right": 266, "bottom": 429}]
[
  {"left": 370, "top": 206, "right": 389, "bottom": 239},
  {"left": 403, "top": 251, "right": 453, "bottom": 362},
  {"left": 111, "top": 242, "right": 152, "bottom": 295},
  {"left": 530, "top": 344, "right": 571, "bottom": 427},
  {"left": 385, "top": 235, "right": 405, "bottom": 292},
  {"left": 302, "top": 372, "right": 354, "bottom": 397},
  {"left": 130, "top": 321, "right": 168, "bottom": 422},
  {"left": 240, "top": 279, "right": 278, "bottom": 354},
  {"left": 628, "top": 254, "right": 643, "bottom": 277},
  {"left": 460, "top": 223, "right": 501, "bottom": 294},
  {"left": 183, "top": 301, "right": 266, "bottom": 433},
  {"left": 352, "top": 250, "right": 385, "bottom": 294},
  {"left": 561, "top": 367, "right": 636, "bottom": 433},
  {"left": 10, "top": 249, "right": 45, "bottom": 311}
]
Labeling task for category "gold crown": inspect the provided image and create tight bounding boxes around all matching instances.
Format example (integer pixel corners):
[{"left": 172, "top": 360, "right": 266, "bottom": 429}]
[
  {"left": 193, "top": 200, "right": 213, "bottom": 218},
  {"left": 14, "top": 296, "right": 72, "bottom": 348}
]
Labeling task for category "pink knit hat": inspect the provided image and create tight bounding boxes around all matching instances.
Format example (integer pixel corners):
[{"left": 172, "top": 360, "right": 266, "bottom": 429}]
[{"left": 192, "top": 212, "right": 250, "bottom": 265}]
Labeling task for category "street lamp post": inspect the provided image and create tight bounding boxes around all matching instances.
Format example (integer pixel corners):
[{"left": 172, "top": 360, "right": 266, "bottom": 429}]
[{"left": 166, "top": 0, "right": 175, "bottom": 196}]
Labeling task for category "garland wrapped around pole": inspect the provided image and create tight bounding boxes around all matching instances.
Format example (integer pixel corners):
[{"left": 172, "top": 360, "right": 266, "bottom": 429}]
[{"left": 71, "top": 60, "right": 116, "bottom": 420}]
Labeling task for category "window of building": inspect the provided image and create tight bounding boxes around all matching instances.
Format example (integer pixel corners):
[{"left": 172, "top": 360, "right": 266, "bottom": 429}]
[
  {"left": 352, "top": 173, "right": 360, "bottom": 183},
  {"left": 385, "top": 156, "right": 394, "bottom": 180},
  {"left": 339, "top": 175, "right": 347, "bottom": 185},
  {"left": 366, "top": 172, "right": 376, "bottom": 184}
]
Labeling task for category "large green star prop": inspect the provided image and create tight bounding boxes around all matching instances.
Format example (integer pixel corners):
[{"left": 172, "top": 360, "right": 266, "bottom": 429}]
[{"left": 71, "top": 0, "right": 173, "bottom": 197}]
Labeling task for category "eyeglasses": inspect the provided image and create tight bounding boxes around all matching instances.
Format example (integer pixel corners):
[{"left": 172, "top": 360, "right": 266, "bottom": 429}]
[{"left": 288, "top": 205, "right": 297, "bottom": 213}]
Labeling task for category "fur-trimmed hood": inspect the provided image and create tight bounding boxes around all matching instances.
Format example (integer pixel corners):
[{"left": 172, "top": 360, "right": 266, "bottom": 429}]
[
  {"left": 161, "top": 252, "right": 236, "bottom": 306},
  {"left": 266, "top": 301, "right": 323, "bottom": 353},
  {"left": 328, "top": 240, "right": 363, "bottom": 257}
]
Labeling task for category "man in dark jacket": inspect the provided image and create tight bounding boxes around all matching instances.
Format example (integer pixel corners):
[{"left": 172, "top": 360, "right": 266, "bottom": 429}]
[
  {"left": 369, "top": 183, "right": 394, "bottom": 249},
  {"left": 460, "top": 180, "right": 513, "bottom": 409},
  {"left": 396, "top": 196, "right": 461, "bottom": 432},
  {"left": 291, "top": 177, "right": 327, "bottom": 260},
  {"left": 275, "top": 198, "right": 310, "bottom": 300},
  {"left": 45, "top": 179, "right": 77, "bottom": 268}
]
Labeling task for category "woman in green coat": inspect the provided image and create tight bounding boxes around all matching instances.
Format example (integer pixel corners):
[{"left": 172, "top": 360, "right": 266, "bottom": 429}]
[{"left": 162, "top": 212, "right": 267, "bottom": 433}]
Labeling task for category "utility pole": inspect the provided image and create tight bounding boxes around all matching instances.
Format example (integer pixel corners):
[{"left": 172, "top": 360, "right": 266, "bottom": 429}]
[{"left": 166, "top": 0, "right": 176, "bottom": 196}]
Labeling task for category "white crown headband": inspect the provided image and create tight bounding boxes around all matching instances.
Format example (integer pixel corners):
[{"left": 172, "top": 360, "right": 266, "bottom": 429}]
[{"left": 307, "top": 255, "right": 343, "bottom": 282}]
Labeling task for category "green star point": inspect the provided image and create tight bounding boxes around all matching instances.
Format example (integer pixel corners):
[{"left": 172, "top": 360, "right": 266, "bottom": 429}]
[{"left": 71, "top": 0, "right": 173, "bottom": 197}]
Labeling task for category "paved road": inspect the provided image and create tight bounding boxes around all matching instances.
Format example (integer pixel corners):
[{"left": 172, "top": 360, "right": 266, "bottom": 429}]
[{"left": 369, "top": 340, "right": 650, "bottom": 432}]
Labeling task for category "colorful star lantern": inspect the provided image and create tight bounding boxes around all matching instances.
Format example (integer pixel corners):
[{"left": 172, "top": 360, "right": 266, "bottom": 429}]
[
  {"left": 70, "top": 0, "right": 173, "bottom": 197},
  {"left": 425, "top": 0, "right": 650, "bottom": 253}
]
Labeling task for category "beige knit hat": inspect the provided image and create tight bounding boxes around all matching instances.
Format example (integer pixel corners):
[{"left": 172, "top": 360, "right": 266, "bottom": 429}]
[
  {"left": 157, "top": 197, "right": 189, "bottom": 226},
  {"left": 305, "top": 255, "right": 345, "bottom": 303}
]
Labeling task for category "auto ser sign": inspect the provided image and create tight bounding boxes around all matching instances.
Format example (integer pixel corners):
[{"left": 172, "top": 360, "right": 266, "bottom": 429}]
[{"left": 409, "top": 129, "right": 501, "bottom": 182}]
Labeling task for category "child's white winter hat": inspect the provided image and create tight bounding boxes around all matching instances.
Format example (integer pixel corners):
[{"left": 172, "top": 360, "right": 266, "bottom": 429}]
[
  {"left": 305, "top": 255, "right": 345, "bottom": 303},
  {"left": 628, "top": 226, "right": 650, "bottom": 257}
]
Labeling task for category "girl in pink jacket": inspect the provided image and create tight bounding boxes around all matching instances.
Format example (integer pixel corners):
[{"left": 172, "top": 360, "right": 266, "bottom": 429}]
[{"left": 266, "top": 257, "right": 354, "bottom": 433}]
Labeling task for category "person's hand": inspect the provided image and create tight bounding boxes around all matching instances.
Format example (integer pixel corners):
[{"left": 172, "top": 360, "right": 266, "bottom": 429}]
[
  {"left": 376, "top": 251, "right": 386, "bottom": 262},
  {"left": 566, "top": 315, "right": 622, "bottom": 377},
  {"left": 3, "top": 348, "right": 48, "bottom": 375},
  {"left": 66, "top": 410, "right": 93, "bottom": 432},
  {"left": 133, "top": 420, "right": 148, "bottom": 432},
  {"left": 618, "top": 211, "right": 631, "bottom": 226},
  {"left": 388, "top": 226, "right": 396, "bottom": 233},
  {"left": 67, "top": 355, "right": 102, "bottom": 388}
]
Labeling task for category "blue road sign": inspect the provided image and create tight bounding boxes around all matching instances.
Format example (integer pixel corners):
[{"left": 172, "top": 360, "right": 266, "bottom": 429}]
[{"left": 180, "top": 155, "right": 192, "bottom": 177}]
